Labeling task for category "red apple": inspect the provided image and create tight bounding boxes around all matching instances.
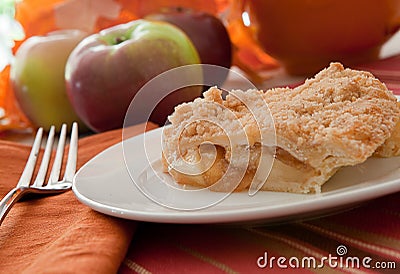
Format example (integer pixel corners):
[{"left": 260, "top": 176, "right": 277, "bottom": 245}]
[
  {"left": 145, "top": 7, "right": 232, "bottom": 85},
  {"left": 65, "top": 20, "right": 202, "bottom": 132}
]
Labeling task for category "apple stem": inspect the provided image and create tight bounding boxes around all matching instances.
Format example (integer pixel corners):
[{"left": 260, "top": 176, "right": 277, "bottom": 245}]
[{"left": 115, "top": 36, "right": 127, "bottom": 44}]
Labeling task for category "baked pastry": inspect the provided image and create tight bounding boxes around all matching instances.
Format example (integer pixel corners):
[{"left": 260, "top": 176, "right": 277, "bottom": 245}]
[
  {"left": 374, "top": 102, "right": 400, "bottom": 157},
  {"left": 162, "top": 63, "right": 400, "bottom": 193}
]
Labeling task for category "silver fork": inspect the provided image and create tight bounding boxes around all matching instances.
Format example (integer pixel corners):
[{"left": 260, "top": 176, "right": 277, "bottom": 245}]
[{"left": 0, "top": 122, "right": 78, "bottom": 225}]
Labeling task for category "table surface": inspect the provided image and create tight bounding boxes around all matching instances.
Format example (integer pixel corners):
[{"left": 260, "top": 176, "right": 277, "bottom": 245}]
[{"left": 1, "top": 33, "right": 400, "bottom": 273}]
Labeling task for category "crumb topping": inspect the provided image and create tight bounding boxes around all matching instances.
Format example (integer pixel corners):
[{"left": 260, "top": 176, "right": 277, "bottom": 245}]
[{"left": 263, "top": 63, "right": 399, "bottom": 167}]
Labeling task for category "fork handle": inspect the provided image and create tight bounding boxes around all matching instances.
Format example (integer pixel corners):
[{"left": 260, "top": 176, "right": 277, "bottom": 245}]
[
  {"left": 0, "top": 185, "right": 71, "bottom": 226},
  {"left": 0, "top": 187, "right": 27, "bottom": 225}
]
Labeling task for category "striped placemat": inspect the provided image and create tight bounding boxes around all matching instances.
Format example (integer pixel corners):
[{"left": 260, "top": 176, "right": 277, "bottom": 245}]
[{"left": 119, "top": 56, "right": 400, "bottom": 273}]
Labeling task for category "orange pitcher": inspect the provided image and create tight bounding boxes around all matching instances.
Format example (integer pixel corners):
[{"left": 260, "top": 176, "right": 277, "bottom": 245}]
[{"left": 230, "top": 0, "right": 400, "bottom": 76}]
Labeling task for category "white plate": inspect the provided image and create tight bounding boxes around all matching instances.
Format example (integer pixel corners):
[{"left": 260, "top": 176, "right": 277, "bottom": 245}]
[{"left": 73, "top": 125, "right": 400, "bottom": 224}]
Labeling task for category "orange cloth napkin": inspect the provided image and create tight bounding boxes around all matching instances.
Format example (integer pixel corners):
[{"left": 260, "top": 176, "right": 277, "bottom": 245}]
[{"left": 0, "top": 123, "right": 157, "bottom": 273}]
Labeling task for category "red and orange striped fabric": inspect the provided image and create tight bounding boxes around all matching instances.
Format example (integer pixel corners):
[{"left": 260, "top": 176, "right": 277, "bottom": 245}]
[
  {"left": 0, "top": 56, "right": 399, "bottom": 273},
  {"left": 119, "top": 193, "right": 399, "bottom": 273}
]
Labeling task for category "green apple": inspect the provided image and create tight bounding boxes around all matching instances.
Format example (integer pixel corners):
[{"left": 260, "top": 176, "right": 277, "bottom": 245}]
[
  {"left": 65, "top": 19, "right": 202, "bottom": 132},
  {"left": 10, "top": 30, "right": 88, "bottom": 132}
]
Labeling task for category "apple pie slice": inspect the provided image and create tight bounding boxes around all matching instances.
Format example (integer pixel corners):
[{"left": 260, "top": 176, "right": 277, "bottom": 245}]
[{"left": 162, "top": 63, "right": 400, "bottom": 193}]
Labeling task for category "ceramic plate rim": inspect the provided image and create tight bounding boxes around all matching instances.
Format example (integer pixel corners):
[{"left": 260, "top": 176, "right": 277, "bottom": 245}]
[{"left": 73, "top": 125, "right": 400, "bottom": 224}]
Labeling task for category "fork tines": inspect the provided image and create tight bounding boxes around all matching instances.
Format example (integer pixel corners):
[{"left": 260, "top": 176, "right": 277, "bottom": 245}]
[{"left": 16, "top": 123, "right": 78, "bottom": 188}]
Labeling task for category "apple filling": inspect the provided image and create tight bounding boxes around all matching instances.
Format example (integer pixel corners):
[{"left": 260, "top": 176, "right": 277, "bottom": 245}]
[{"left": 162, "top": 142, "right": 324, "bottom": 193}]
